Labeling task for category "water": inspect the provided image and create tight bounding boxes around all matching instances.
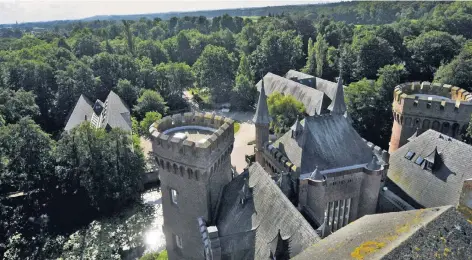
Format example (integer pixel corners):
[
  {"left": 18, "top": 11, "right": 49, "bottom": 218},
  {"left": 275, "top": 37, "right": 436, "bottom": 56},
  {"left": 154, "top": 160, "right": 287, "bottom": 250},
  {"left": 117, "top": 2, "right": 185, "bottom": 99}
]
[{"left": 141, "top": 190, "right": 166, "bottom": 253}]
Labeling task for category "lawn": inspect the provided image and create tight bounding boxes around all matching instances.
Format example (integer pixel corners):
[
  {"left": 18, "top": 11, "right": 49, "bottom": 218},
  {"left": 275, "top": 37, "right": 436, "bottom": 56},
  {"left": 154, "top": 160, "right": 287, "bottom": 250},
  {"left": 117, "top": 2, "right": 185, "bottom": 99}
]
[{"left": 234, "top": 121, "right": 241, "bottom": 134}]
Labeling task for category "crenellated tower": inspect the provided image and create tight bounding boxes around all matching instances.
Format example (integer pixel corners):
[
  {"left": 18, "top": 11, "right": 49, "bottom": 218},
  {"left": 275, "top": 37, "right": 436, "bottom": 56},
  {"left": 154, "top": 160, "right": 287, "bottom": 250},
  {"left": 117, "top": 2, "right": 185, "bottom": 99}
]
[
  {"left": 149, "top": 112, "right": 234, "bottom": 260},
  {"left": 389, "top": 82, "right": 472, "bottom": 153}
]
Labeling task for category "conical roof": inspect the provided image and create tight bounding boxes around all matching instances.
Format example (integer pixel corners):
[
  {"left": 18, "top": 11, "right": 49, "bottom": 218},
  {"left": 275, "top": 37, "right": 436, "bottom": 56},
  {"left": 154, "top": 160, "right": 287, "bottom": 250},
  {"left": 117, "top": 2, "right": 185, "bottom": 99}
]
[
  {"left": 291, "top": 115, "right": 303, "bottom": 137},
  {"left": 328, "top": 72, "right": 347, "bottom": 115},
  {"left": 310, "top": 166, "right": 323, "bottom": 181},
  {"left": 366, "top": 155, "right": 381, "bottom": 171},
  {"left": 425, "top": 146, "right": 441, "bottom": 166},
  {"left": 253, "top": 78, "right": 271, "bottom": 125}
]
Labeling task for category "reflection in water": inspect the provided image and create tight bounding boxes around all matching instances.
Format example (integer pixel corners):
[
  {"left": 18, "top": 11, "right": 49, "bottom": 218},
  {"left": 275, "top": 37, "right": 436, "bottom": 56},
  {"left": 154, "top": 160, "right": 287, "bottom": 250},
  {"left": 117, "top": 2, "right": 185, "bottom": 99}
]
[{"left": 142, "top": 190, "right": 166, "bottom": 253}]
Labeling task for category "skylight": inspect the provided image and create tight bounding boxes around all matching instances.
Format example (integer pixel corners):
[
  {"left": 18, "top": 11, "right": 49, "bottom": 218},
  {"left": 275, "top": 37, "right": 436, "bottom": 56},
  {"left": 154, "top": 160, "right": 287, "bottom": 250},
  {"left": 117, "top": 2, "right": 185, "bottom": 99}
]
[
  {"left": 404, "top": 151, "right": 415, "bottom": 160},
  {"left": 415, "top": 156, "right": 424, "bottom": 165}
]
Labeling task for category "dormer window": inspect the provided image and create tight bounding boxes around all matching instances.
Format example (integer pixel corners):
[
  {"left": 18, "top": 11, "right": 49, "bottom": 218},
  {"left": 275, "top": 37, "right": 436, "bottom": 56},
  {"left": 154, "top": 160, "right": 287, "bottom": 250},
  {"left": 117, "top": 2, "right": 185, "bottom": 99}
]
[
  {"left": 414, "top": 156, "right": 424, "bottom": 165},
  {"left": 424, "top": 147, "right": 441, "bottom": 172},
  {"left": 405, "top": 151, "right": 415, "bottom": 160}
]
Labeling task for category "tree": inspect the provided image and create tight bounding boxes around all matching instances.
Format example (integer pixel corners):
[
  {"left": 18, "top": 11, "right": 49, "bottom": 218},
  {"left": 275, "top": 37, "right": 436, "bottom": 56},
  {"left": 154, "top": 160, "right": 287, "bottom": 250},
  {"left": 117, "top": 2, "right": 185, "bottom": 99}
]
[
  {"left": 0, "top": 89, "right": 39, "bottom": 124},
  {"left": 55, "top": 123, "right": 144, "bottom": 214},
  {"left": 136, "top": 40, "right": 169, "bottom": 65},
  {"left": 406, "top": 31, "right": 461, "bottom": 80},
  {"left": 352, "top": 34, "right": 396, "bottom": 80},
  {"left": 122, "top": 20, "right": 135, "bottom": 56},
  {"left": 133, "top": 90, "right": 168, "bottom": 120},
  {"left": 346, "top": 64, "right": 407, "bottom": 148},
  {"left": 302, "top": 37, "right": 316, "bottom": 75},
  {"left": 435, "top": 42, "right": 472, "bottom": 92},
  {"left": 249, "top": 30, "right": 303, "bottom": 77},
  {"left": 267, "top": 92, "right": 305, "bottom": 135},
  {"left": 116, "top": 79, "right": 139, "bottom": 108},
  {"left": 231, "top": 55, "right": 257, "bottom": 110},
  {"left": 139, "top": 111, "right": 162, "bottom": 138},
  {"left": 314, "top": 33, "right": 329, "bottom": 77},
  {"left": 155, "top": 62, "right": 194, "bottom": 98},
  {"left": 193, "top": 45, "right": 237, "bottom": 103},
  {"left": 72, "top": 34, "right": 102, "bottom": 57}
]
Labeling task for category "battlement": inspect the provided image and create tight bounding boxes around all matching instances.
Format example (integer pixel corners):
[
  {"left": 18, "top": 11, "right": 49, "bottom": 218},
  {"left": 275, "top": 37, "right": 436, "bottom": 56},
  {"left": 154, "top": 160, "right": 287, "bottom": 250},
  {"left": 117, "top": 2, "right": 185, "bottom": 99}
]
[
  {"left": 394, "top": 81, "right": 472, "bottom": 104},
  {"left": 263, "top": 142, "right": 298, "bottom": 173},
  {"left": 362, "top": 138, "right": 389, "bottom": 164},
  {"left": 149, "top": 112, "right": 234, "bottom": 167}
]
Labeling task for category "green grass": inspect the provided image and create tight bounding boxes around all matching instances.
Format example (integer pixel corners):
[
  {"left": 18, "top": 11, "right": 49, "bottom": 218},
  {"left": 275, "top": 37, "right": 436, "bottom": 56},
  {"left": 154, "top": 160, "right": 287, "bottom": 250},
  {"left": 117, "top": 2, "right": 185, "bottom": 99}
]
[
  {"left": 234, "top": 122, "right": 241, "bottom": 134},
  {"left": 140, "top": 250, "right": 168, "bottom": 260}
]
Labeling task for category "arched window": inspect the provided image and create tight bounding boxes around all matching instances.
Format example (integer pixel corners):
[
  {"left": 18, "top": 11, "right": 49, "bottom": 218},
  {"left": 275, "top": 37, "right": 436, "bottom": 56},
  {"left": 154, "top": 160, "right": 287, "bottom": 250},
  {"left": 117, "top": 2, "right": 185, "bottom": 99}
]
[
  {"left": 422, "top": 119, "right": 430, "bottom": 129},
  {"left": 195, "top": 170, "right": 200, "bottom": 181},
  {"left": 452, "top": 123, "right": 460, "bottom": 137},
  {"left": 180, "top": 166, "right": 185, "bottom": 176},
  {"left": 173, "top": 164, "right": 178, "bottom": 174},
  {"left": 188, "top": 168, "right": 193, "bottom": 179},
  {"left": 166, "top": 161, "right": 171, "bottom": 171},
  {"left": 441, "top": 122, "right": 450, "bottom": 135},
  {"left": 432, "top": 121, "right": 440, "bottom": 131}
]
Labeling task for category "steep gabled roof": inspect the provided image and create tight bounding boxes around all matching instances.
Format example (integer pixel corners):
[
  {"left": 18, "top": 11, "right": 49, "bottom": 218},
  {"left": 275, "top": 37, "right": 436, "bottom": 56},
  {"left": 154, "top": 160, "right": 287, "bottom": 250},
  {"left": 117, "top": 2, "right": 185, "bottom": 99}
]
[
  {"left": 64, "top": 91, "right": 131, "bottom": 132},
  {"left": 255, "top": 73, "right": 326, "bottom": 116},
  {"left": 64, "top": 94, "right": 95, "bottom": 131},
  {"left": 285, "top": 70, "right": 315, "bottom": 80},
  {"left": 216, "top": 163, "right": 320, "bottom": 259},
  {"left": 294, "top": 206, "right": 472, "bottom": 260},
  {"left": 253, "top": 79, "right": 270, "bottom": 125},
  {"left": 102, "top": 91, "right": 132, "bottom": 132},
  {"left": 387, "top": 129, "right": 472, "bottom": 208}
]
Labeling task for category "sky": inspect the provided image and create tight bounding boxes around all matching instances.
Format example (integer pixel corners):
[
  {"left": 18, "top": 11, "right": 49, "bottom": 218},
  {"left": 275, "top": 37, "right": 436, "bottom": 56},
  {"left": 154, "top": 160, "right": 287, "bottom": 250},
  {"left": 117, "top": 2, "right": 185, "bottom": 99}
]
[{"left": 0, "top": 0, "right": 338, "bottom": 24}]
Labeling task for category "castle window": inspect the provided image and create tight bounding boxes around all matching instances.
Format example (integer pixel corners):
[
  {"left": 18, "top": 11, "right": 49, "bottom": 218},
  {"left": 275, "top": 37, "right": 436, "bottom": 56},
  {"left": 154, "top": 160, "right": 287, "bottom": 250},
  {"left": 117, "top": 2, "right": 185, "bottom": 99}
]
[
  {"left": 404, "top": 151, "right": 415, "bottom": 160},
  {"left": 415, "top": 156, "right": 424, "bottom": 166},
  {"left": 175, "top": 234, "right": 183, "bottom": 248},
  {"left": 171, "top": 189, "right": 178, "bottom": 204}
]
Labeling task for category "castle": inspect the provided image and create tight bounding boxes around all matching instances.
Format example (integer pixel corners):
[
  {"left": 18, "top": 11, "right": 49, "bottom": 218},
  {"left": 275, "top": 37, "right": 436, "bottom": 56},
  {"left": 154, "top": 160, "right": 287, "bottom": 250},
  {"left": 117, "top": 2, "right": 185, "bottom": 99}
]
[{"left": 149, "top": 72, "right": 472, "bottom": 259}]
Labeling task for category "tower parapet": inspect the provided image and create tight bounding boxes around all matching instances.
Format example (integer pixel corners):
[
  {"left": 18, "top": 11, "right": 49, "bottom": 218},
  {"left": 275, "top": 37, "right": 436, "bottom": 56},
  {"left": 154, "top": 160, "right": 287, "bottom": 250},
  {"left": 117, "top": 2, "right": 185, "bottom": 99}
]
[
  {"left": 389, "top": 82, "right": 472, "bottom": 153},
  {"left": 150, "top": 111, "right": 234, "bottom": 260}
]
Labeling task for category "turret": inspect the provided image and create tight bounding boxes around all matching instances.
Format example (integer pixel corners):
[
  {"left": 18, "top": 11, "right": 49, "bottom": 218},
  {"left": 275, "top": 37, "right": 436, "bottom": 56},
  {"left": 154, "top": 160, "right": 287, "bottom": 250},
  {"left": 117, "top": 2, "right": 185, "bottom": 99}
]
[{"left": 253, "top": 79, "right": 270, "bottom": 166}]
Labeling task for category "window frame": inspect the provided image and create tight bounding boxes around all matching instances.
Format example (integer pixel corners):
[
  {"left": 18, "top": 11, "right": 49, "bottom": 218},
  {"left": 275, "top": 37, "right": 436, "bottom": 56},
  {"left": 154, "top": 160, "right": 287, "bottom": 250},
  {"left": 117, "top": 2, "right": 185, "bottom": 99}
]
[{"left": 171, "top": 189, "right": 178, "bottom": 205}]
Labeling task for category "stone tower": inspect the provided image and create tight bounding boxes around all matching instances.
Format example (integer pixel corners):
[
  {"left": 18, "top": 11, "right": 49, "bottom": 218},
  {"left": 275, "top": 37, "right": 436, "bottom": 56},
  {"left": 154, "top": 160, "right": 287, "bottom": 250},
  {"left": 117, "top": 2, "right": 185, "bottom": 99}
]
[
  {"left": 254, "top": 79, "right": 270, "bottom": 166},
  {"left": 149, "top": 112, "right": 234, "bottom": 260},
  {"left": 389, "top": 82, "right": 472, "bottom": 153}
]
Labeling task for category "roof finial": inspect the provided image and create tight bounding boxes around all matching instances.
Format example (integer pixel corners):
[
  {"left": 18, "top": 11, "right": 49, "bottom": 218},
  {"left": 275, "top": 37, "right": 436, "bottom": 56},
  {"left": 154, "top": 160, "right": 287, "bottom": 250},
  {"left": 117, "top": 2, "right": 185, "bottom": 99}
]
[{"left": 328, "top": 70, "right": 347, "bottom": 115}]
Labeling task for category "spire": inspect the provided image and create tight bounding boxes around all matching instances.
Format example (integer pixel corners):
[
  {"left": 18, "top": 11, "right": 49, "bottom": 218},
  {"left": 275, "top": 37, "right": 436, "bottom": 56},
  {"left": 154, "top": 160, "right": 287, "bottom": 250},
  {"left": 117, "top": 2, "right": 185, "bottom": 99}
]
[
  {"left": 291, "top": 115, "right": 303, "bottom": 138},
  {"left": 253, "top": 78, "right": 270, "bottom": 125},
  {"left": 310, "top": 166, "right": 323, "bottom": 181},
  {"left": 328, "top": 71, "right": 347, "bottom": 115},
  {"left": 366, "top": 155, "right": 381, "bottom": 171}
]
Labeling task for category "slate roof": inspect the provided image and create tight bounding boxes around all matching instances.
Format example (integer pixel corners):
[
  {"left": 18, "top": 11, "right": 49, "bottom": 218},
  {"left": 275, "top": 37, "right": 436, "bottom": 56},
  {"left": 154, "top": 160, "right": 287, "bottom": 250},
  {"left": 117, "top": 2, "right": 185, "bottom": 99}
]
[
  {"left": 285, "top": 70, "right": 315, "bottom": 80},
  {"left": 64, "top": 94, "right": 95, "bottom": 131},
  {"left": 102, "top": 91, "right": 132, "bottom": 131},
  {"left": 387, "top": 129, "right": 472, "bottom": 208},
  {"left": 327, "top": 75, "right": 347, "bottom": 115},
  {"left": 313, "top": 77, "right": 338, "bottom": 101},
  {"left": 64, "top": 91, "right": 131, "bottom": 132},
  {"left": 274, "top": 115, "right": 373, "bottom": 172},
  {"left": 256, "top": 73, "right": 326, "bottom": 116},
  {"left": 294, "top": 206, "right": 472, "bottom": 260},
  {"left": 216, "top": 163, "right": 320, "bottom": 259},
  {"left": 253, "top": 80, "right": 270, "bottom": 125}
]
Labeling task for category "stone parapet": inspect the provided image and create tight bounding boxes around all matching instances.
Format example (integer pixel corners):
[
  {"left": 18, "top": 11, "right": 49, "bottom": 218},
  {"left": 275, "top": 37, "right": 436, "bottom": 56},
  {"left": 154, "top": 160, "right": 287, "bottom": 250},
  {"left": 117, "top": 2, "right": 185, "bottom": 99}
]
[{"left": 150, "top": 112, "right": 234, "bottom": 168}]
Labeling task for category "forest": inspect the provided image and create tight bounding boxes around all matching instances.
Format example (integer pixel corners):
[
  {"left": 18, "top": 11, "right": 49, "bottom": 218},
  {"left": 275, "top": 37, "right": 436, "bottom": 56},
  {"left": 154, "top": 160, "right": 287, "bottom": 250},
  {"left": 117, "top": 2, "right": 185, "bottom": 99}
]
[{"left": 2, "top": 1, "right": 472, "bottom": 259}]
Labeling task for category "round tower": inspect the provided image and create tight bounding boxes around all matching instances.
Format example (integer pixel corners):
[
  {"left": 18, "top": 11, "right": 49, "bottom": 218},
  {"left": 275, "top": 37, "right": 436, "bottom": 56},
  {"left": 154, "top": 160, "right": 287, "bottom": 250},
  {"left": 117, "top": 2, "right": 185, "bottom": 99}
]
[
  {"left": 389, "top": 82, "right": 472, "bottom": 153},
  {"left": 149, "top": 112, "right": 234, "bottom": 260}
]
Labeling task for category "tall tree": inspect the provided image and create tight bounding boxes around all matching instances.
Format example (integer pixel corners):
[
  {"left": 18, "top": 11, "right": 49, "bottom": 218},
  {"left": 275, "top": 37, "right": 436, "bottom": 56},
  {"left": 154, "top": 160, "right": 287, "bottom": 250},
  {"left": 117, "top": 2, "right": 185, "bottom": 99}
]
[
  {"left": 434, "top": 42, "right": 472, "bottom": 92},
  {"left": 193, "top": 45, "right": 237, "bottom": 103},
  {"left": 0, "top": 89, "right": 39, "bottom": 124},
  {"left": 267, "top": 92, "right": 305, "bottom": 135},
  {"left": 314, "top": 33, "right": 328, "bottom": 77},
  {"left": 231, "top": 55, "right": 257, "bottom": 110},
  {"left": 122, "top": 20, "right": 135, "bottom": 56},
  {"left": 116, "top": 79, "right": 139, "bottom": 108},
  {"left": 133, "top": 90, "right": 168, "bottom": 120},
  {"left": 302, "top": 37, "right": 316, "bottom": 75},
  {"left": 249, "top": 30, "right": 303, "bottom": 77}
]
